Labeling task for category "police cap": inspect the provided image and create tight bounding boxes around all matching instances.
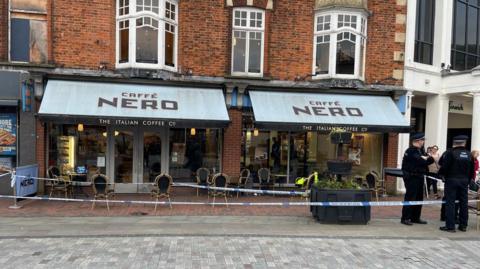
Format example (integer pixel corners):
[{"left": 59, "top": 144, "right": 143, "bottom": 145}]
[
  {"left": 453, "top": 135, "right": 469, "bottom": 143},
  {"left": 410, "top": 132, "right": 425, "bottom": 141}
]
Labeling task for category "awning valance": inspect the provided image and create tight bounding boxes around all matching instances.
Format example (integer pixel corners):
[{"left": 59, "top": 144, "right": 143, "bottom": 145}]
[
  {"left": 39, "top": 80, "right": 230, "bottom": 128},
  {"left": 249, "top": 91, "right": 409, "bottom": 132}
]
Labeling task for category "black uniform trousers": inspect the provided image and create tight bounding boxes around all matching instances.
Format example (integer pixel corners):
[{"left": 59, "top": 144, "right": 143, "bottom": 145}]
[
  {"left": 401, "top": 174, "right": 424, "bottom": 221},
  {"left": 444, "top": 178, "right": 469, "bottom": 229}
]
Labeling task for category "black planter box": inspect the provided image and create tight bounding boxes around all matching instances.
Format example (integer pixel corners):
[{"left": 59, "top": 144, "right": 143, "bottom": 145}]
[
  {"left": 330, "top": 132, "right": 352, "bottom": 144},
  {"left": 326, "top": 160, "right": 353, "bottom": 175},
  {"left": 310, "top": 186, "right": 371, "bottom": 224}
]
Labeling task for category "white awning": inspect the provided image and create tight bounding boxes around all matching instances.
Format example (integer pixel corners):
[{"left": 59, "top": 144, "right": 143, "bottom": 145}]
[
  {"left": 249, "top": 91, "right": 409, "bottom": 132},
  {"left": 39, "top": 80, "right": 230, "bottom": 128}
]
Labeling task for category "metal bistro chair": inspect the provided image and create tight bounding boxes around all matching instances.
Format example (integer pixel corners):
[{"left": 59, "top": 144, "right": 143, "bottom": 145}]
[
  {"left": 366, "top": 171, "right": 385, "bottom": 202},
  {"left": 257, "top": 168, "right": 273, "bottom": 193},
  {"left": 236, "top": 168, "right": 251, "bottom": 198},
  {"left": 196, "top": 167, "right": 211, "bottom": 196},
  {"left": 47, "top": 166, "right": 73, "bottom": 199},
  {"left": 151, "top": 173, "right": 173, "bottom": 212},
  {"left": 91, "top": 174, "right": 114, "bottom": 211},
  {"left": 209, "top": 173, "right": 229, "bottom": 208}
]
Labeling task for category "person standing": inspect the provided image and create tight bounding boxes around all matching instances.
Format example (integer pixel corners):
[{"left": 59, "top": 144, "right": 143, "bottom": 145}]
[
  {"left": 427, "top": 145, "right": 441, "bottom": 199},
  {"left": 472, "top": 150, "right": 479, "bottom": 181},
  {"left": 400, "top": 133, "right": 434, "bottom": 226},
  {"left": 438, "top": 135, "right": 474, "bottom": 232}
]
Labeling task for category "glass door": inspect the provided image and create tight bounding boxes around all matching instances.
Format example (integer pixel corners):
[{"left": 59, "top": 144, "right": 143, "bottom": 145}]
[{"left": 112, "top": 128, "right": 138, "bottom": 193}]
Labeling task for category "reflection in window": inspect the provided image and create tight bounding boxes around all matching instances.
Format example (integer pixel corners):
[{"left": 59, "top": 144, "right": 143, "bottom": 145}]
[
  {"left": 414, "top": 0, "right": 435, "bottom": 65},
  {"left": 232, "top": 8, "right": 264, "bottom": 75},
  {"left": 136, "top": 17, "right": 159, "bottom": 64},
  {"left": 119, "top": 20, "right": 129, "bottom": 63},
  {"left": 336, "top": 32, "right": 356, "bottom": 75},
  {"left": 315, "top": 35, "right": 330, "bottom": 75}
]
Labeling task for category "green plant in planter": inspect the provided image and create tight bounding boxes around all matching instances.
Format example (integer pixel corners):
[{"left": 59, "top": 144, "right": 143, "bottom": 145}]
[{"left": 314, "top": 177, "right": 362, "bottom": 190}]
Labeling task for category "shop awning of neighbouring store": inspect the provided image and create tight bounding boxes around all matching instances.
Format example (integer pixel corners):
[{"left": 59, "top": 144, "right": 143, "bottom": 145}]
[
  {"left": 38, "top": 80, "right": 230, "bottom": 128},
  {"left": 249, "top": 90, "right": 410, "bottom": 133}
]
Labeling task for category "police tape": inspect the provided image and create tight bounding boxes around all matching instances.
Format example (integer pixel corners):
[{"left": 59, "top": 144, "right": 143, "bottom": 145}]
[
  {"left": 9, "top": 175, "right": 306, "bottom": 196},
  {"left": 0, "top": 172, "right": 11, "bottom": 178},
  {"left": 1, "top": 194, "right": 479, "bottom": 207},
  {"left": 173, "top": 182, "right": 306, "bottom": 196}
]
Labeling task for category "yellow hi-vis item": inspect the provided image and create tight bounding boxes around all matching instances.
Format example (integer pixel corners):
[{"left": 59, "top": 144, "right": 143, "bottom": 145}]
[
  {"left": 313, "top": 172, "right": 319, "bottom": 184},
  {"left": 295, "top": 177, "right": 306, "bottom": 186}
]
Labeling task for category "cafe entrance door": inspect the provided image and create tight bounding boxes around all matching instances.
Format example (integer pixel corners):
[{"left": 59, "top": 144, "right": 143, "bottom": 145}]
[{"left": 106, "top": 127, "right": 169, "bottom": 193}]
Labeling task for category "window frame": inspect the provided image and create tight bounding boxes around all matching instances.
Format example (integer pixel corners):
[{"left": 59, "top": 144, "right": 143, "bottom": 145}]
[
  {"left": 312, "top": 10, "right": 367, "bottom": 80},
  {"left": 450, "top": 0, "right": 480, "bottom": 71},
  {"left": 414, "top": 0, "right": 435, "bottom": 65},
  {"left": 231, "top": 7, "right": 265, "bottom": 77},
  {"left": 115, "top": 0, "right": 178, "bottom": 71}
]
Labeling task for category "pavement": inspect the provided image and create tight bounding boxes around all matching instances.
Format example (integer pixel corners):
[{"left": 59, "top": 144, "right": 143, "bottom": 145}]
[{"left": 0, "top": 215, "right": 479, "bottom": 268}]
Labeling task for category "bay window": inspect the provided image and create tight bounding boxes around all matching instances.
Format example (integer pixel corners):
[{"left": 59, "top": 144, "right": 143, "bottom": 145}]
[
  {"left": 313, "top": 11, "right": 367, "bottom": 79},
  {"left": 231, "top": 8, "right": 264, "bottom": 76},
  {"left": 116, "top": 0, "right": 177, "bottom": 70}
]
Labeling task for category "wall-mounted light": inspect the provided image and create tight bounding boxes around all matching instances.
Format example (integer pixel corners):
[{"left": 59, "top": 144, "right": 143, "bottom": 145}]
[
  {"left": 77, "top": 124, "right": 84, "bottom": 132},
  {"left": 190, "top": 128, "right": 196, "bottom": 136},
  {"left": 253, "top": 128, "right": 259, "bottom": 136}
]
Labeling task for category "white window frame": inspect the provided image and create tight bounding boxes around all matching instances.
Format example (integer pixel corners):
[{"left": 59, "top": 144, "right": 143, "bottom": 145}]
[
  {"left": 115, "top": 0, "right": 178, "bottom": 71},
  {"left": 231, "top": 7, "right": 265, "bottom": 77},
  {"left": 312, "top": 10, "right": 368, "bottom": 80}
]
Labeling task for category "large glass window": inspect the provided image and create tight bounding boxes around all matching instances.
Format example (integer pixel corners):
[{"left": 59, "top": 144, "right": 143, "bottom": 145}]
[
  {"left": 48, "top": 125, "right": 107, "bottom": 180},
  {"left": 451, "top": 0, "right": 480, "bottom": 71},
  {"left": 116, "top": 0, "right": 177, "bottom": 69},
  {"left": 169, "top": 128, "right": 221, "bottom": 180},
  {"left": 232, "top": 8, "right": 264, "bottom": 76},
  {"left": 314, "top": 11, "right": 367, "bottom": 79},
  {"left": 414, "top": 0, "right": 435, "bottom": 65}
]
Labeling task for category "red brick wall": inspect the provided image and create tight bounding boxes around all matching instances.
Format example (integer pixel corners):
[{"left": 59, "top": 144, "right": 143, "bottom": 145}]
[
  {"left": 268, "top": 1, "right": 314, "bottom": 80},
  {"left": 52, "top": 0, "right": 115, "bottom": 70},
  {"left": 222, "top": 109, "right": 242, "bottom": 178},
  {"left": 383, "top": 133, "right": 399, "bottom": 194},
  {"left": 365, "top": 0, "right": 406, "bottom": 86},
  {"left": 36, "top": 101, "right": 46, "bottom": 193},
  {"left": 0, "top": 0, "right": 8, "bottom": 61},
  {"left": 178, "top": 0, "right": 230, "bottom": 76}
]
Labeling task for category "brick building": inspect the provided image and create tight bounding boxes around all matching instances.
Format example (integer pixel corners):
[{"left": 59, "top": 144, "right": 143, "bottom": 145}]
[{"left": 0, "top": 0, "right": 409, "bottom": 194}]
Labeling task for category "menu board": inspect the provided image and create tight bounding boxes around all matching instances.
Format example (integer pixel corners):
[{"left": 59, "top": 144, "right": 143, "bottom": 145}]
[{"left": 0, "top": 114, "right": 16, "bottom": 156}]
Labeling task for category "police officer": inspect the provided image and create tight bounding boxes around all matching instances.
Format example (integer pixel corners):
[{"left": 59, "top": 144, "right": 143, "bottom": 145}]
[
  {"left": 401, "top": 133, "right": 434, "bottom": 225},
  {"left": 438, "top": 135, "right": 474, "bottom": 232}
]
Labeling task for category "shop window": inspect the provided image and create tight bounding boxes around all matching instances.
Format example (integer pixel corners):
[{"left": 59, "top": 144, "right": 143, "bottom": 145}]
[
  {"left": 169, "top": 128, "right": 221, "bottom": 180},
  {"left": 451, "top": 0, "right": 480, "bottom": 71},
  {"left": 48, "top": 125, "right": 107, "bottom": 179},
  {"left": 414, "top": 0, "right": 435, "bottom": 65},
  {"left": 116, "top": 0, "right": 177, "bottom": 70},
  {"left": 231, "top": 8, "right": 264, "bottom": 76},
  {"left": 313, "top": 11, "right": 367, "bottom": 79}
]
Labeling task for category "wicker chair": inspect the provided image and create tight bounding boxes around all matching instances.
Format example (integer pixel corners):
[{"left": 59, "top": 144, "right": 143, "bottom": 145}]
[
  {"left": 366, "top": 171, "right": 385, "bottom": 202},
  {"left": 257, "top": 168, "right": 273, "bottom": 192},
  {"left": 91, "top": 174, "right": 114, "bottom": 211},
  {"left": 151, "top": 173, "right": 173, "bottom": 212},
  {"left": 196, "top": 167, "right": 211, "bottom": 196},
  {"left": 209, "top": 173, "right": 229, "bottom": 208},
  {"left": 47, "top": 166, "right": 72, "bottom": 199}
]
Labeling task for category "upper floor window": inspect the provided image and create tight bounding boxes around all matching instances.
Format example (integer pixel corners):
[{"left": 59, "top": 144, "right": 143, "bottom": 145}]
[
  {"left": 116, "top": 0, "right": 177, "bottom": 70},
  {"left": 414, "top": 0, "right": 435, "bottom": 65},
  {"left": 451, "top": 0, "right": 480, "bottom": 71},
  {"left": 231, "top": 8, "right": 265, "bottom": 76},
  {"left": 313, "top": 11, "right": 367, "bottom": 79}
]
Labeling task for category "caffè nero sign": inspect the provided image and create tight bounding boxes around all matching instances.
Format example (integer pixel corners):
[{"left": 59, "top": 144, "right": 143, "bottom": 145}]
[
  {"left": 38, "top": 80, "right": 230, "bottom": 127},
  {"left": 292, "top": 100, "right": 363, "bottom": 117}
]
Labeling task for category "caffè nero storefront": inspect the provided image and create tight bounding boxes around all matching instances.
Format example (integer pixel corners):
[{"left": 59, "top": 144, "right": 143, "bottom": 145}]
[
  {"left": 39, "top": 80, "right": 229, "bottom": 192},
  {"left": 240, "top": 91, "right": 410, "bottom": 184}
]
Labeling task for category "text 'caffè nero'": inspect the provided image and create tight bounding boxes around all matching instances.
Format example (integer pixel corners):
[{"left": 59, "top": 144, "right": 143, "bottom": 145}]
[{"left": 293, "top": 101, "right": 364, "bottom": 117}]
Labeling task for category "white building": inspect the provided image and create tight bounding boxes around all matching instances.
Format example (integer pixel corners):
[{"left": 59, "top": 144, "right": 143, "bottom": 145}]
[{"left": 399, "top": 0, "right": 480, "bottom": 192}]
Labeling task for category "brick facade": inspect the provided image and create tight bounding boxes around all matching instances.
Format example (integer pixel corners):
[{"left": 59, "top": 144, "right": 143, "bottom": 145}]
[
  {"left": 222, "top": 109, "right": 243, "bottom": 177},
  {"left": 383, "top": 133, "right": 399, "bottom": 194},
  {"left": 0, "top": 0, "right": 8, "bottom": 61}
]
